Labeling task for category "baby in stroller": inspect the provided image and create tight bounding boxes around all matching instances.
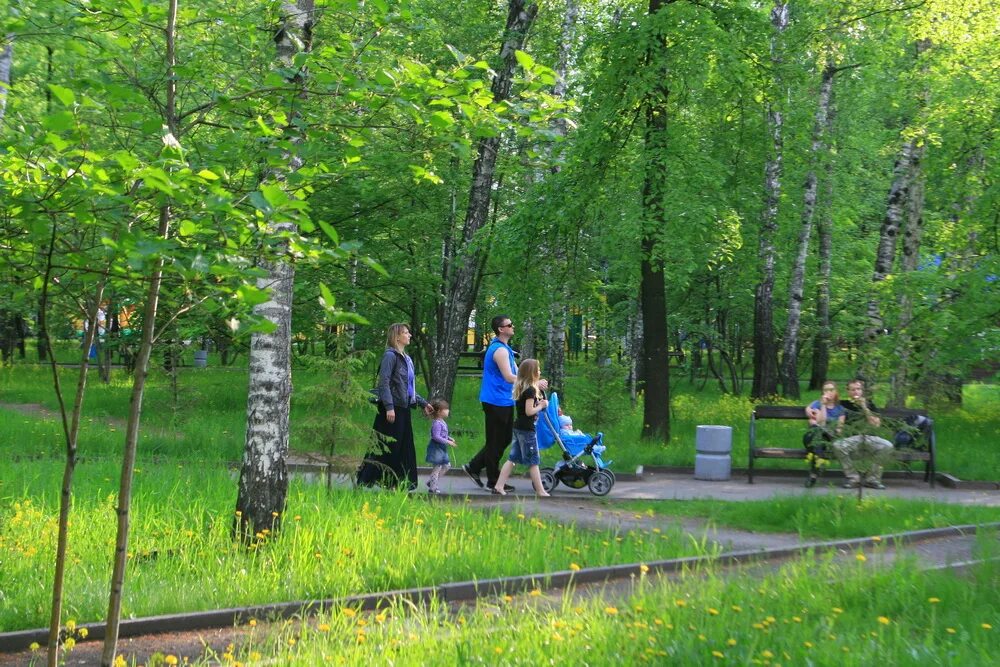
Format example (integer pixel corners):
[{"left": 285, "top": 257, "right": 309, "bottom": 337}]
[{"left": 537, "top": 393, "right": 615, "bottom": 496}]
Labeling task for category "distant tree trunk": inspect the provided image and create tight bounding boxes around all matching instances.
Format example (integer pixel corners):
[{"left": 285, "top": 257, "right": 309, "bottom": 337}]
[
  {"left": 430, "top": 0, "right": 538, "bottom": 403},
  {"left": 0, "top": 33, "right": 11, "bottom": 123},
  {"left": 546, "top": 303, "right": 568, "bottom": 393},
  {"left": 859, "top": 138, "right": 916, "bottom": 381},
  {"left": 235, "top": 0, "right": 315, "bottom": 541},
  {"left": 520, "top": 318, "right": 536, "bottom": 359},
  {"left": 781, "top": 60, "right": 834, "bottom": 398},
  {"left": 638, "top": 0, "right": 675, "bottom": 443},
  {"left": 751, "top": 0, "right": 787, "bottom": 400},
  {"left": 808, "top": 158, "right": 835, "bottom": 391},
  {"left": 887, "top": 150, "right": 925, "bottom": 407}
]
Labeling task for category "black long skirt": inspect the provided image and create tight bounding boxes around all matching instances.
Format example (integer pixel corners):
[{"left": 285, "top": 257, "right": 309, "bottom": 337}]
[{"left": 356, "top": 405, "right": 418, "bottom": 491}]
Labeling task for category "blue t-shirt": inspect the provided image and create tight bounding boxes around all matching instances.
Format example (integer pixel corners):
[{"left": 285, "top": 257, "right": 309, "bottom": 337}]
[
  {"left": 809, "top": 400, "right": 845, "bottom": 423},
  {"left": 479, "top": 338, "right": 516, "bottom": 407}
]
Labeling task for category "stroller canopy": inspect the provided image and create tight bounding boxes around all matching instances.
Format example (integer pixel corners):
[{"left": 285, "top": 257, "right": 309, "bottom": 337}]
[{"left": 536, "top": 391, "right": 562, "bottom": 450}]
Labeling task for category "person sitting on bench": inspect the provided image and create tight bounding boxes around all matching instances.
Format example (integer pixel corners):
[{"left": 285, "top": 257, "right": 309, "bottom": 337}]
[{"left": 832, "top": 379, "right": 894, "bottom": 490}]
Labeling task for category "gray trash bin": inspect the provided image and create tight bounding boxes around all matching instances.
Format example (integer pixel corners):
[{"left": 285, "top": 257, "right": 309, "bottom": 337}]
[
  {"left": 193, "top": 350, "right": 208, "bottom": 368},
  {"left": 694, "top": 425, "right": 732, "bottom": 481}
]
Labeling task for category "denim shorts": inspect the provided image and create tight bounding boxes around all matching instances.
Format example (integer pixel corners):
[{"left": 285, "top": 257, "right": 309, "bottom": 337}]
[{"left": 508, "top": 428, "right": 540, "bottom": 466}]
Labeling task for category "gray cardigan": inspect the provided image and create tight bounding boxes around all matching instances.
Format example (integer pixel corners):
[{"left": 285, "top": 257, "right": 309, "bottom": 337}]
[{"left": 376, "top": 348, "right": 427, "bottom": 411}]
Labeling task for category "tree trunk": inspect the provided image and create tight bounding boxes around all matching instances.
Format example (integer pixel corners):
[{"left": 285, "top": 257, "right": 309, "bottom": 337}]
[
  {"left": 638, "top": 0, "right": 674, "bottom": 443},
  {"left": 751, "top": 0, "right": 787, "bottom": 400},
  {"left": 100, "top": 3, "right": 181, "bottom": 661},
  {"left": 546, "top": 303, "right": 568, "bottom": 394},
  {"left": 780, "top": 61, "right": 834, "bottom": 398},
  {"left": 808, "top": 155, "right": 835, "bottom": 391},
  {"left": 429, "top": 0, "right": 538, "bottom": 403},
  {"left": 887, "top": 148, "right": 925, "bottom": 407},
  {"left": 236, "top": 0, "right": 314, "bottom": 542},
  {"left": 0, "top": 33, "right": 11, "bottom": 124}
]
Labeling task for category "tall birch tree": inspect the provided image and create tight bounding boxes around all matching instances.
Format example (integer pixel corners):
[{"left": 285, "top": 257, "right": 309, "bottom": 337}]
[{"left": 235, "top": 0, "right": 315, "bottom": 541}]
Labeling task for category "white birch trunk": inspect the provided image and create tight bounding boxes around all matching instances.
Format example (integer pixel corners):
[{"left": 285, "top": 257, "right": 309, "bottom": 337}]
[
  {"left": 236, "top": 0, "right": 314, "bottom": 540},
  {"left": 780, "top": 61, "right": 834, "bottom": 398},
  {"left": 0, "top": 34, "right": 12, "bottom": 125},
  {"left": 751, "top": 0, "right": 787, "bottom": 399}
]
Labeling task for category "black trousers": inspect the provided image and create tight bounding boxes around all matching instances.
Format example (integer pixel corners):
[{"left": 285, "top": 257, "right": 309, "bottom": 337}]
[
  {"left": 357, "top": 405, "right": 418, "bottom": 491},
  {"left": 467, "top": 402, "right": 514, "bottom": 487}
]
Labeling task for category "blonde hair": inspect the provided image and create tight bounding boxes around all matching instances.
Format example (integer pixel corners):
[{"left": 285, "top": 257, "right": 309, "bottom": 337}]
[
  {"left": 512, "top": 358, "right": 541, "bottom": 400},
  {"left": 385, "top": 323, "right": 410, "bottom": 351}
]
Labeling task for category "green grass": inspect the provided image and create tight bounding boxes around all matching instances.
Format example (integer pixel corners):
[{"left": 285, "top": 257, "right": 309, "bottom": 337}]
[
  {"left": 612, "top": 496, "right": 1000, "bottom": 539},
  {"left": 2, "top": 362, "right": 997, "bottom": 480},
  {"left": 211, "top": 545, "right": 999, "bottom": 666},
  {"left": 0, "top": 460, "right": 709, "bottom": 633}
]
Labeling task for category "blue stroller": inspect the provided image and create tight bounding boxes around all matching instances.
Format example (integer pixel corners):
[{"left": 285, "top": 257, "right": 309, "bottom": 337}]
[{"left": 536, "top": 392, "right": 615, "bottom": 496}]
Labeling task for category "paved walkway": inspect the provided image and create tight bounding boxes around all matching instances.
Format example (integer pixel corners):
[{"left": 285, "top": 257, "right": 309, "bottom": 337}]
[{"left": 426, "top": 467, "right": 1000, "bottom": 507}]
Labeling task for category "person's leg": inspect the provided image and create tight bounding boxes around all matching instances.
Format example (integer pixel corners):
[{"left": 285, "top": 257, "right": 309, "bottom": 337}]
[
  {"left": 862, "top": 436, "right": 894, "bottom": 486},
  {"left": 484, "top": 404, "right": 513, "bottom": 488},
  {"left": 463, "top": 403, "right": 494, "bottom": 486},
  {"left": 832, "top": 436, "right": 861, "bottom": 486},
  {"left": 428, "top": 464, "right": 448, "bottom": 492},
  {"left": 494, "top": 460, "right": 516, "bottom": 495},
  {"left": 528, "top": 465, "right": 549, "bottom": 497}
]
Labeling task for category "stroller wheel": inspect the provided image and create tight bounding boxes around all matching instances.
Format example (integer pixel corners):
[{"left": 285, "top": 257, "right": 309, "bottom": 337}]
[
  {"left": 540, "top": 468, "right": 557, "bottom": 493},
  {"left": 587, "top": 470, "right": 614, "bottom": 497}
]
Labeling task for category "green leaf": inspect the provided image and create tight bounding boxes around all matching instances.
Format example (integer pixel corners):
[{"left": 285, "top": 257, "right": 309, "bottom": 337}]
[
  {"left": 319, "top": 282, "right": 336, "bottom": 309},
  {"left": 179, "top": 220, "right": 200, "bottom": 237},
  {"left": 47, "top": 84, "right": 75, "bottom": 107},
  {"left": 317, "top": 220, "right": 340, "bottom": 245},
  {"left": 514, "top": 50, "right": 535, "bottom": 71},
  {"left": 42, "top": 111, "right": 75, "bottom": 132},
  {"left": 197, "top": 169, "right": 219, "bottom": 181},
  {"left": 428, "top": 111, "right": 454, "bottom": 130}
]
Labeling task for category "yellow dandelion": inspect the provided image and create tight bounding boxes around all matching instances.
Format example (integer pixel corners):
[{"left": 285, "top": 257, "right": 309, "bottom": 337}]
[
  {"left": 946, "top": 628, "right": 956, "bottom": 634},
  {"left": 708, "top": 608, "right": 719, "bottom": 616},
  {"left": 856, "top": 553, "right": 867, "bottom": 562},
  {"left": 711, "top": 650, "right": 724, "bottom": 659},
  {"left": 414, "top": 518, "right": 424, "bottom": 526},
  {"left": 928, "top": 597, "right": 941, "bottom": 604},
  {"left": 726, "top": 638, "right": 737, "bottom": 646},
  {"left": 832, "top": 607, "right": 844, "bottom": 614},
  {"left": 569, "top": 563, "right": 581, "bottom": 571},
  {"left": 356, "top": 632, "right": 366, "bottom": 643},
  {"left": 503, "top": 595, "right": 513, "bottom": 603},
  {"left": 288, "top": 638, "right": 296, "bottom": 646},
  {"left": 675, "top": 599, "right": 687, "bottom": 607},
  {"left": 113, "top": 656, "right": 127, "bottom": 667},
  {"left": 792, "top": 616, "right": 802, "bottom": 623},
  {"left": 553, "top": 632, "right": 564, "bottom": 641},
  {"left": 376, "top": 613, "right": 387, "bottom": 623},
  {"left": 494, "top": 647, "right": 504, "bottom": 655},
  {"left": 517, "top": 513, "right": 525, "bottom": 519},
  {"left": 78, "top": 628, "right": 89, "bottom": 639},
  {"left": 654, "top": 619, "right": 663, "bottom": 626},
  {"left": 294, "top": 515, "right": 301, "bottom": 521},
  {"left": 731, "top": 605, "right": 742, "bottom": 612},
  {"left": 640, "top": 564, "right": 650, "bottom": 574},
  {"left": 272, "top": 511, "right": 279, "bottom": 517},
  {"left": 698, "top": 634, "right": 706, "bottom": 641},
  {"left": 878, "top": 616, "right": 891, "bottom": 625},
  {"left": 761, "top": 650, "right": 774, "bottom": 659},
  {"left": 248, "top": 618, "right": 257, "bottom": 627},
  {"left": 66, "top": 620, "right": 76, "bottom": 632},
  {"left": 982, "top": 623, "right": 993, "bottom": 630},
  {"left": 872, "top": 536, "right": 882, "bottom": 542},
  {"left": 530, "top": 589, "right": 542, "bottom": 597},
  {"left": 29, "top": 643, "right": 40, "bottom": 651},
  {"left": 63, "top": 638, "right": 76, "bottom": 650},
  {"left": 804, "top": 641, "right": 814, "bottom": 648},
  {"left": 318, "top": 623, "right": 331, "bottom": 632},
  {"left": 165, "top": 656, "right": 179, "bottom": 666},
  {"left": 235, "top": 510, "right": 242, "bottom": 517},
  {"left": 342, "top": 608, "right": 357, "bottom": 618},
  {"left": 605, "top": 607, "right": 619, "bottom": 615}
]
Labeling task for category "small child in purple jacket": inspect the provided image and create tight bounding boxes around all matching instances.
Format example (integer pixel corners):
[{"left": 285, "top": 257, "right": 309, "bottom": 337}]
[{"left": 425, "top": 398, "right": 457, "bottom": 494}]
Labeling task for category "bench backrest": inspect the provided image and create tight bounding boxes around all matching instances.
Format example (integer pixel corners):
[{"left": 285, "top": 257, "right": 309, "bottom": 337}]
[{"left": 752, "top": 405, "right": 929, "bottom": 420}]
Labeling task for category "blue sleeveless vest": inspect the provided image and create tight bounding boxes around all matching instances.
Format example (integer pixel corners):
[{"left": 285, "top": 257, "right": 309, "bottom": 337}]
[{"left": 479, "top": 338, "right": 516, "bottom": 407}]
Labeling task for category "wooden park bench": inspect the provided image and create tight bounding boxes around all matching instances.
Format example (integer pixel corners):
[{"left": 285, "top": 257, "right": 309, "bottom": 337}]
[{"left": 748, "top": 405, "right": 937, "bottom": 487}]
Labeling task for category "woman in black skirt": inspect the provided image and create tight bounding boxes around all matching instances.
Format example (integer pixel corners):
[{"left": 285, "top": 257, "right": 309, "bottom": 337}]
[{"left": 357, "top": 323, "right": 430, "bottom": 490}]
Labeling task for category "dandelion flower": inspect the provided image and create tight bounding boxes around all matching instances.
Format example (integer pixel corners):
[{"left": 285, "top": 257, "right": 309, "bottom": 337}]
[
  {"left": 640, "top": 564, "right": 650, "bottom": 574},
  {"left": 761, "top": 650, "right": 774, "bottom": 659},
  {"left": 78, "top": 628, "right": 89, "bottom": 639},
  {"left": 928, "top": 597, "right": 941, "bottom": 604},
  {"left": 248, "top": 618, "right": 257, "bottom": 627},
  {"left": 113, "top": 657, "right": 127, "bottom": 667},
  {"left": 530, "top": 589, "right": 542, "bottom": 597},
  {"left": 165, "top": 656, "right": 179, "bottom": 666},
  {"left": 711, "top": 650, "right": 724, "bottom": 658},
  {"left": 63, "top": 638, "right": 76, "bottom": 650},
  {"left": 342, "top": 608, "right": 357, "bottom": 618},
  {"left": 29, "top": 643, "right": 40, "bottom": 651},
  {"left": 66, "top": 620, "right": 76, "bottom": 632},
  {"left": 982, "top": 623, "right": 993, "bottom": 630},
  {"left": 569, "top": 563, "right": 581, "bottom": 571},
  {"left": 605, "top": 607, "right": 619, "bottom": 615},
  {"left": 708, "top": 608, "right": 719, "bottom": 616},
  {"left": 318, "top": 623, "right": 331, "bottom": 632},
  {"left": 727, "top": 639, "right": 737, "bottom": 647},
  {"left": 878, "top": 616, "right": 891, "bottom": 625},
  {"left": 804, "top": 641, "right": 814, "bottom": 648},
  {"left": 832, "top": 607, "right": 843, "bottom": 614},
  {"left": 856, "top": 553, "right": 867, "bottom": 562},
  {"left": 946, "top": 628, "right": 956, "bottom": 634},
  {"left": 494, "top": 647, "right": 504, "bottom": 655},
  {"left": 675, "top": 599, "right": 686, "bottom": 607}
]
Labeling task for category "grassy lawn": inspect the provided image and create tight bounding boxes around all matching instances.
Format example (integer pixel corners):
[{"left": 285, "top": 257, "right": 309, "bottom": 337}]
[
  {"left": 612, "top": 496, "right": 1000, "bottom": 539},
  {"left": 1, "top": 361, "right": 997, "bottom": 479},
  {"left": 183, "top": 549, "right": 999, "bottom": 665}
]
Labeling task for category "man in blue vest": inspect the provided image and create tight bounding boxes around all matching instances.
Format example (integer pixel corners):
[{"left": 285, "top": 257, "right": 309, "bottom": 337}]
[{"left": 463, "top": 314, "right": 546, "bottom": 491}]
